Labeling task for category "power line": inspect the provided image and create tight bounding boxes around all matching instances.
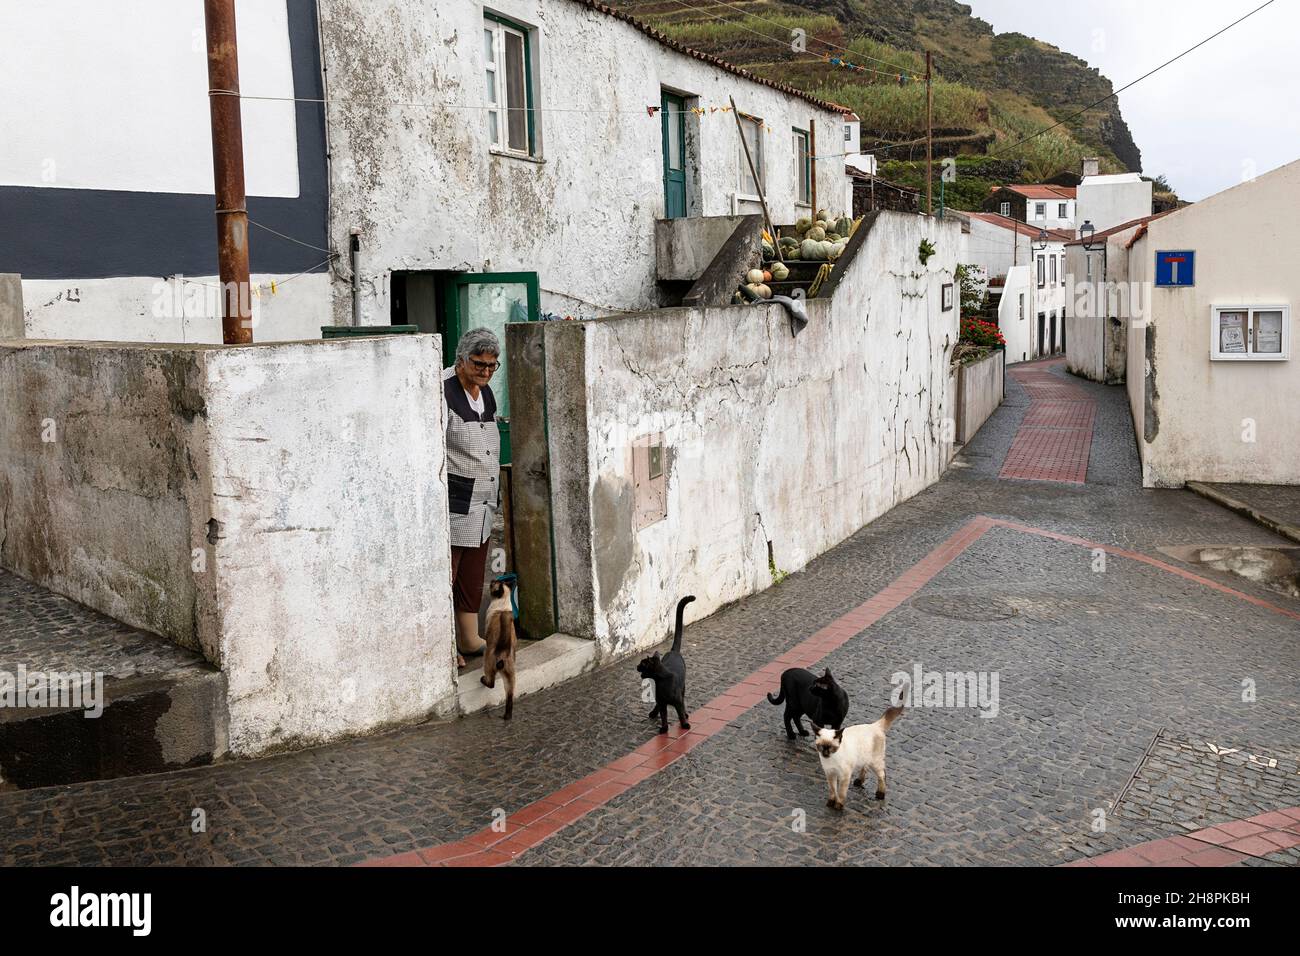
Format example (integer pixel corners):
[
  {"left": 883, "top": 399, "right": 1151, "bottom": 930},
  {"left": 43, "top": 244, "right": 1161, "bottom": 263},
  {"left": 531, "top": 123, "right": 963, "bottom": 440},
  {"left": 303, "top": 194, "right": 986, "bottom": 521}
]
[
  {"left": 668, "top": 0, "right": 921, "bottom": 74},
  {"left": 990, "top": 0, "right": 1277, "bottom": 158}
]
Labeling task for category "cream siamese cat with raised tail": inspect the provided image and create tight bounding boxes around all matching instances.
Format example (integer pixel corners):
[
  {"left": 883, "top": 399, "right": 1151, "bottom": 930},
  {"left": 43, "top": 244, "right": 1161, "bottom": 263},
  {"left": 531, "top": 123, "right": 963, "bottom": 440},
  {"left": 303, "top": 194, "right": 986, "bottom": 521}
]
[{"left": 811, "top": 705, "right": 904, "bottom": 810}]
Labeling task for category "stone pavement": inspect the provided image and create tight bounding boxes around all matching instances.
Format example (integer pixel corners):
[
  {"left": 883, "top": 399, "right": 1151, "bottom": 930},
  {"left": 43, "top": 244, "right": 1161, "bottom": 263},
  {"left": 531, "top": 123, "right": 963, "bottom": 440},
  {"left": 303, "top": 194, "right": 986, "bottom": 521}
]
[{"left": 3, "top": 358, "right": 1298, "bottom": 866}]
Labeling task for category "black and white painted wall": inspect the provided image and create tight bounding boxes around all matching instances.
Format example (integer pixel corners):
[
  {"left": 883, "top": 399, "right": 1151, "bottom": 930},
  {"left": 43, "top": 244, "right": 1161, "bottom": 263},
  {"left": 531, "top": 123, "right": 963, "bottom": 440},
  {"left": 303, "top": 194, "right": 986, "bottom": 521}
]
[{"left": 0, "top": 0, "right": 329, "bottom": 341}]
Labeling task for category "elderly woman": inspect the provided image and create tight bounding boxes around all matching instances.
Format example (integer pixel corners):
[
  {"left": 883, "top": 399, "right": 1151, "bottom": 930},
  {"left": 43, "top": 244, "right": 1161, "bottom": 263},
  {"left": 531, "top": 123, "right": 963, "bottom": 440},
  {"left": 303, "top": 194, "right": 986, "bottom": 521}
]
[{"left": 444, "top": 327, "right": 502, "bottom": 667}]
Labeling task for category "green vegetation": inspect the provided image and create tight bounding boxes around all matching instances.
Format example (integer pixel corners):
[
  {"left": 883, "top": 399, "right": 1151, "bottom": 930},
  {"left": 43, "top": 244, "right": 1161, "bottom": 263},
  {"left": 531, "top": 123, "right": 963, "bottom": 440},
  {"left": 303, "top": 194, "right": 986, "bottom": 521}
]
[
  {"left": 812, "top": 79, "right": 985, "bottom": 131},
  {"left": 660, "top": 12, "right": 840, "bottom": 51}
]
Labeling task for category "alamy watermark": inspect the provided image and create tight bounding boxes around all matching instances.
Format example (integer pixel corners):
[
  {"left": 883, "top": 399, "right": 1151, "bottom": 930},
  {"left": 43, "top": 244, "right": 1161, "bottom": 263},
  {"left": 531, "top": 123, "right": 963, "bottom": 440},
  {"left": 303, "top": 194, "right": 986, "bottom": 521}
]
[
  {"left": 0, "top": 666, "right": 104, "bottom": 718},
  {"left": 891, "top": 662, "right": 999, "bottom": 718}
]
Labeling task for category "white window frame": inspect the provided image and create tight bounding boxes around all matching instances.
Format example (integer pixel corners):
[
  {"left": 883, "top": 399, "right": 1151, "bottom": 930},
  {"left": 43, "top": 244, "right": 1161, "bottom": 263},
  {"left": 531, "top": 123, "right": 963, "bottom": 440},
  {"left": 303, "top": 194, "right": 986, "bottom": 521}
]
[
  {"left": 736, "top": 113, "right": 764, "bottom": 200},
  {"left": 791, "top": 128, "right": 811, "bottom": 206},
  {"left": 999, "top": 201, "right": 1010, "bottom": 217},
  {"left": 1058, "top": 202, "right": 1068, "bottom": 219},
  {"left": 1210, "top": 304, "right": 1291, "bottom": 361},
  {"left": 1035, "top": 202, "right": 1047, "bottom": 218},
  {"left": 484, "top": 16, "right": 535, "bottom": 158},
  {"left": 1037, "top": 255, "right": 1045, "bottom": 288}
]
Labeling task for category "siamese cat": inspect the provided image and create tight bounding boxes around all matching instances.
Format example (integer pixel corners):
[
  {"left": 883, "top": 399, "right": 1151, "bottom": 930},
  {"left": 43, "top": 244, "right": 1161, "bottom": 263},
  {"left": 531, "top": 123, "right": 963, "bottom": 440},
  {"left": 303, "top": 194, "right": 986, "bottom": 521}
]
[
  {"left": 636, "top": 595, "right": 695, "bottom": 734},
  {"left": 480, "top": 579, "right": 517, "bottom": 720},
  {"left": 811, "top": 705, "right": 904, "bottom": 810}
]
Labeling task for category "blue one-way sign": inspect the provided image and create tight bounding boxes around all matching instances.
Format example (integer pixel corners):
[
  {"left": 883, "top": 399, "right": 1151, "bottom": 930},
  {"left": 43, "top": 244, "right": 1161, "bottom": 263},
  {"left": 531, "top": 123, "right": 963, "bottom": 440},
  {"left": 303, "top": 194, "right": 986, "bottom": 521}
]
[{"left": 1155, "top": 250, "right": 1195, "bottom": 287}]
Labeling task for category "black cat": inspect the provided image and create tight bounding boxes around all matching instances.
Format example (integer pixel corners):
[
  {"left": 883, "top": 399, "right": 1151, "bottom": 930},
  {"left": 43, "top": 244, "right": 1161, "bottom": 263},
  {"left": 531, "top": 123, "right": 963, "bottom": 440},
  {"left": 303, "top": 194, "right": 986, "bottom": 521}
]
[
  {"left": 637, "top": 595, "right": 695, "bottom": 734},
  {"left": 767, "top": 667, "right": 850, "bottom": 739}
]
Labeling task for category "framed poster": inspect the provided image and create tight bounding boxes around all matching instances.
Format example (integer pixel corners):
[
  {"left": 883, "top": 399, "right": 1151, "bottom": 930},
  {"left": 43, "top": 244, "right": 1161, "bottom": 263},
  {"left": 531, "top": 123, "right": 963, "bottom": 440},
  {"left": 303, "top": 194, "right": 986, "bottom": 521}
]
[
  {"left": 1210, "top": 305, "right": 1290, "bottom": 361},
  {"left": 941, "top": 282, "right": 954, "bottom": 312}
]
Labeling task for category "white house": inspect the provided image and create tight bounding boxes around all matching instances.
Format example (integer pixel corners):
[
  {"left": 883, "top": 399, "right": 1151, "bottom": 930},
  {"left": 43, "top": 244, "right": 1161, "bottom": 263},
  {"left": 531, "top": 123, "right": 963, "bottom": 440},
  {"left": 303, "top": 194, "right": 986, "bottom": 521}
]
[
  {"left": 1125, "top": 158, "right": 1300, "bottom": 487},
  {"left": 1063, "top": 211, "right": 1171, "bottom": 384},
  {"left": 1076, "top": 172, "right": 1154, "bottom": 235},
  {"left": 964, "top": 212, "right": 1071, "bottom": 364},
  {"left": 2, "top": 0, "right": 853, "bottom": 347},
  {"left": 986, "top": 184, "right": 1077, "bottom": 232}
]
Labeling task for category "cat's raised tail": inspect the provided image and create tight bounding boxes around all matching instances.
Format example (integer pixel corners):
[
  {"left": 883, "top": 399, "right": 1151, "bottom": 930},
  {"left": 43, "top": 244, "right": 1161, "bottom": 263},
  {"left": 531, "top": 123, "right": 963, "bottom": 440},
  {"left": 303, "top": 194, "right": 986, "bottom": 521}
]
[
  {"left": 671, "top": 595, "right": 696, "bottom": 653},
  {"left": 881, "top": 705, "right": 905, "bottom": 729}
]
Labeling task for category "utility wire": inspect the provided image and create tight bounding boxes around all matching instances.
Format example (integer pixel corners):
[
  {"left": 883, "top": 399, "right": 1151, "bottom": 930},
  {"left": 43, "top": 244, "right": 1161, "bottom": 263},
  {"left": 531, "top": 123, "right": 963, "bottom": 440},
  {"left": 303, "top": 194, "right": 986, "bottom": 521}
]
[{"left": 989, "top": 0, "right": 1277, "bottom": 157}]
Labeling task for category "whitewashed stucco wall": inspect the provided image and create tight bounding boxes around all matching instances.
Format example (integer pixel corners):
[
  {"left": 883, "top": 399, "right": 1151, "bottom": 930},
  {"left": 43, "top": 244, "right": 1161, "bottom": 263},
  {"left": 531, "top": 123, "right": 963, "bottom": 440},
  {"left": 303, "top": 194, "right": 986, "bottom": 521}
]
[
  {"left": 548, "top": 212, "right": 961, "bottom": 654},
  {"left": 319, "top": 0, "right": 851, "bottom": 325},
  {"left": 22, "top": 274, "right": 330, "bottom": 345},
  {"left": 1129, "top": 160, "right": 1300, "bottom": 487},
  {"left": 0, "top": 335, "right": 455, "bottom": 756}
]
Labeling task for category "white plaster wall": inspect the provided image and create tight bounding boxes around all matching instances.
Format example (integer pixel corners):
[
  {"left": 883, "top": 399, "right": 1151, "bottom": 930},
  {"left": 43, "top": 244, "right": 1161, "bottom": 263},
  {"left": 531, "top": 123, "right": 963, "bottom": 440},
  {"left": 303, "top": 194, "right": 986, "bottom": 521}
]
[
  {"left": 201, "top": 335, "right": 455, "bottom": 753},
  {"left": 964, "top": 216, "right": 1029, "bottom": 280},
  {"left": 21, "top": 274, "right": 330, "bottom": 345},
  {"left": 998, "top": 265, "right": 1033, "bottom": 364},
  {"left": 0, "top": 335, "right": 455, "bottom": 757},
  {"left": 563, "top": 212, "right": 960, "bottom": 654},
  {"left": 1077, "top": 176, "right": 1152, "bottom": 234},
  {"left": 0, "top": 0, "right": 299, "bottom": 197},
  {"left": 1126, "top": 231, "right": 1152, "bottom": 478},
  {"left": 1133, "top": 159, "right": 1300, "bottom": 486},
  {"left": 1030, "top": 242, "right": 1068, "bottom": 354},
  {"left": 318, "top": 0, "right": 851, "bottom": 326}
]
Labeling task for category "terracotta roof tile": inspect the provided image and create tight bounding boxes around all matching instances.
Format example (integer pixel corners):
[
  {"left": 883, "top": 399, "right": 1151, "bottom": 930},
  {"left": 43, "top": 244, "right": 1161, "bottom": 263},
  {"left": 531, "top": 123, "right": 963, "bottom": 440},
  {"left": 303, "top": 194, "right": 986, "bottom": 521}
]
[{"left": 573, "top": 1, "right": 850, "bottom": 114}]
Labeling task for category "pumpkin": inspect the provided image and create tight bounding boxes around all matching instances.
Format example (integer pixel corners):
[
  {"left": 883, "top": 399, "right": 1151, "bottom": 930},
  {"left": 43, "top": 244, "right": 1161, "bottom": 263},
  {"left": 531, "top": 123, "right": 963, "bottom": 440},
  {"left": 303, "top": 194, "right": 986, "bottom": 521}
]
[
  {"left": 827, "top": 243, "right": 844, "bottom": 261},
  {"left": 794, "top": 216, "right": 812, "bottom": 233},
  {"left": 744, "top": 283, "right": 764, "bottom": 299},
  {"left": 771, "top": 262, "right": 789, "bottom": 281},
  {"left": 826, "top": 232, "right": 841, "bottom": 242},
  {"left": 801, "top": 238, "right": 828, "bottom": 261},
  {"left": 747, "top": 269, "right": 765, "bottom": 285},
  {"left": 762, "top": 240, "right": 775, "bottom": 259},
  {"left": 757, "top": 283, "right": 772, "bottom": 299},
  {"left": 807, "top": 226, "right": 826, "bottom": 242},
  {"left": 762, "top": 270, "right": 772, "bottom": 283},
  {"left": 835, "top": 216, "right": 853, "bottom": 237},
  {"left": 815, "top": 208, "right": 830, "bottom": 223}
]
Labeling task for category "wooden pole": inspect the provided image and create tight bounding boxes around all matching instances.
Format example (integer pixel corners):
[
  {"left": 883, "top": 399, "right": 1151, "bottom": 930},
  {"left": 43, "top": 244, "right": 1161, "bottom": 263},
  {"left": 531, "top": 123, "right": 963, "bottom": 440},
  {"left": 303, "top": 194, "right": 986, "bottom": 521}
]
[
  {"left": 925, "top": 51, "right": 933, "bottom": 218},
  {"left": 204, "top": 0, "right": 253, "bottom": 344},
  {"left": 809, "top": 119, "right": 817, "bottom": 217},
  {"left": 730, "top": 96, "right": 782, "bottom": 262}
]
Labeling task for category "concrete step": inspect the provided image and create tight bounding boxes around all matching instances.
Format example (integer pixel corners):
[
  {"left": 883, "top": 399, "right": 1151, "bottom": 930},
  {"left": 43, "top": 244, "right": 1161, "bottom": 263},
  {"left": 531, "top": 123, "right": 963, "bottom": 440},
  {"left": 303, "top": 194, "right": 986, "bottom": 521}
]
[
  {"left": 456, "top": 633, "right": 597, "bottom": 717},
  {"left": 0, "top": 568, "right": 227, "bottom": 791}
]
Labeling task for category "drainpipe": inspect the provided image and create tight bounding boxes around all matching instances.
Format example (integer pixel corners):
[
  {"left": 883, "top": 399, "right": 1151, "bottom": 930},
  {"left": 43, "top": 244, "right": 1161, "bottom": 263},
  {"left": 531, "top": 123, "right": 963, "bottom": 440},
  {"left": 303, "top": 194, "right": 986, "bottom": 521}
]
[{"left": 349, "top": 227, "right": 362, "bottom": 326}]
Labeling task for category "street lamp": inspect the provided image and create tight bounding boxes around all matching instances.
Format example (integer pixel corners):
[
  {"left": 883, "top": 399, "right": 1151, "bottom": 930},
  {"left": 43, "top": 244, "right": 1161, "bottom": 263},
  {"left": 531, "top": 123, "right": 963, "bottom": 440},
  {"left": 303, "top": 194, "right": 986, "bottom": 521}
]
[
  {"left": 1079, "top": 220, "right": 1097, "bottom": 251},
  {"left": 1032, "top": 229, "right": 1049, "bottom": 252}
]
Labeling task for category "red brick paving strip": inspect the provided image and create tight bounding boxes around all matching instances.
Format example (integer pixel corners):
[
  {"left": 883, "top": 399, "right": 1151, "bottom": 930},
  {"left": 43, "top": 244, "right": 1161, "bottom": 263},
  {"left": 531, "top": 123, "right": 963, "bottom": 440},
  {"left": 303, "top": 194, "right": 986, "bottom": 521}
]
[
  {"left": 1000, "top": 360, "right": 1096, "bottom": 484},
  {"left": 356, "top": 516, "right": 1000, "bottom": 867},
  {"left": 358, "top": 513, "right": 1300, "bottom": 867},
  {"left": 1061, "top": 807, "right": 1300, "bottom": 866}
]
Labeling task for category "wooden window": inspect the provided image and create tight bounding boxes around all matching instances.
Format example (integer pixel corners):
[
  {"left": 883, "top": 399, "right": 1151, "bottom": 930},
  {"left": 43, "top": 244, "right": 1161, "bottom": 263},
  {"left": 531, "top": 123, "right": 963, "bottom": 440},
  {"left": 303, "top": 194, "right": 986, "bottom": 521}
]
[
  {"left": 999, "top": 201, "right": 1010, "bottom": 217},
  {"left": 791, "top": 129, "right": 810, "bottom": 205},
  {"left": 737, "top": 114, "right": 764, "bottom": 198},
  {"left": 485, "top": 15, "right": 535, "bottom": 157},
  {"left": 1058, "top": 202, "right": 1068, "bottom": 218}
]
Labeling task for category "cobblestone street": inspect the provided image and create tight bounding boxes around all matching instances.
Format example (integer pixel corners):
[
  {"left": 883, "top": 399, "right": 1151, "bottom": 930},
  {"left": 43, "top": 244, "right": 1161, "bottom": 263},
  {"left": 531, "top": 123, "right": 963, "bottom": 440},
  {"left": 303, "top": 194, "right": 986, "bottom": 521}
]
[{"left": 3, "top": 360, "right": 1298, "bottom": 867}]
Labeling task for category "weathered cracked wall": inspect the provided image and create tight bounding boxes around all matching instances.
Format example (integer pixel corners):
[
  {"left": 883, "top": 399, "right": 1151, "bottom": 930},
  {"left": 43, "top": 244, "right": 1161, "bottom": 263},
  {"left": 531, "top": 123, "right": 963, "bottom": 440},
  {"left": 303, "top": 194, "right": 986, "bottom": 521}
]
[
  {"left": 0, "top": 336, "right": 455, "bottom": 756},
  {"left": 0, "top": 275, "right": 22, "bottom": 339},
  {"left": 1129, "top": 159, "right": 1300, "bottom": 487},
  {"left": 541, "top": 211, "right": 960, "bottom": 655},
  {"left": 317, "top": 0, "right": 850, "bottom": 325}
]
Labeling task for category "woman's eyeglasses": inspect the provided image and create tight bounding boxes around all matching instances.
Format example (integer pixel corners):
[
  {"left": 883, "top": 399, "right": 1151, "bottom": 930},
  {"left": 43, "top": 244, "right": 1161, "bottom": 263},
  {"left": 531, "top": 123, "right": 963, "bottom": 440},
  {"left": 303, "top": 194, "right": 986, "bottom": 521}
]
[{"left": 469, "top": 359, "right": 500, "bottom": 373}]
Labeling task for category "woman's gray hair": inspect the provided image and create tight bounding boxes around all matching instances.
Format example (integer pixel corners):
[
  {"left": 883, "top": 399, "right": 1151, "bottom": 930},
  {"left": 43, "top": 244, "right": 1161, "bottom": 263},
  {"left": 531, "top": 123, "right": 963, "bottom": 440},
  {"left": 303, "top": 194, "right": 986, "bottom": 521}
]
[{"left": 455, "top": 327, "right": 501, "bottom": 363}]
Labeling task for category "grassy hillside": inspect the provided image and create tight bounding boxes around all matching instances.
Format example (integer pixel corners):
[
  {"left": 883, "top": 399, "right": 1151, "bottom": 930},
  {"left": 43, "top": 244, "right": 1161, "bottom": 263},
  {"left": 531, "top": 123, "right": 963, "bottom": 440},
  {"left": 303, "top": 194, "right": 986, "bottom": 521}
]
[{"left": 606, "top": 0, "right": 1153, "bottom": 209}]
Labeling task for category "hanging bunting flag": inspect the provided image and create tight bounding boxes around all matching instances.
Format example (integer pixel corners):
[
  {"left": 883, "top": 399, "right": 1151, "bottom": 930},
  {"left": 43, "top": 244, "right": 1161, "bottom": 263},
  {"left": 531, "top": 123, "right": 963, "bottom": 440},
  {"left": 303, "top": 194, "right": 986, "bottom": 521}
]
[{"left": 646, "top": 105, "right": 660, "bottom": 116}]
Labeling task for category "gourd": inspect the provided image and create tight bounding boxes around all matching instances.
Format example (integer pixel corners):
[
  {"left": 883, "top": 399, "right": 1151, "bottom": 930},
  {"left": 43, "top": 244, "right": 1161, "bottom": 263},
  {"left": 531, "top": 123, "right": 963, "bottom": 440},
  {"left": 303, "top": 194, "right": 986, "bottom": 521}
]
[
  {"left": 794, "top": 216, "right": 812, "bottom": 234},
  {"left": 771, "top": 262, "right": 789, "bottom": 281},
  {"left": 744, "top": 283, "right": 764, "bottom": 299},
  {"left": 747, "top": 269, "right": 765, "bottom": 284},
  {"left": 835, "top": 216, "right": 853, "bottom": 237},
  {"left": 826, "top": 232, "right": 841, "bottom": 242},
  {"left": 762, "top": 270, "right": 772, "bottom": 283},
  {"left": 756, "top": 283, "right": 772, "bottom": 299},
  {"left": 808, "top": 226, "right": 826, "bottom": 242},
  {"left": 815, "top": 209, "right": 830, "bottom": 224},
  {"left": 762, "top": 240, "right": 775, "bottom": 259},
  {"left": 827, "top": 242, "right": 844, "bottom": 261},
  {"left": 801, "top": 238, "right": 828, "bottom": 261}
]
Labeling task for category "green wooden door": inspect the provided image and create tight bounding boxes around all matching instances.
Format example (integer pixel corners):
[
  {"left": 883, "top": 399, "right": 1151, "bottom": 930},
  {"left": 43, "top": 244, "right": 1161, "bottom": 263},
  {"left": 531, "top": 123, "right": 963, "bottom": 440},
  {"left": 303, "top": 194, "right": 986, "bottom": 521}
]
[
  {"left": 442, "top": 272, "right": 539, "bottom": 465},
  {"left": 661, "top": 91, "right": 687, "bottom": 219}
]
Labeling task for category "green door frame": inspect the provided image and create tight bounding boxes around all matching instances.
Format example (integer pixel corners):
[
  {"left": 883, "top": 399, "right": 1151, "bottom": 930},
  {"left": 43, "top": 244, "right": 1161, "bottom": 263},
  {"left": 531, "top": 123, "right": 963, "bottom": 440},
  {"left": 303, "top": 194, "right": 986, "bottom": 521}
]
[
  {"left": 442, "top": 271, "right": 540, "bottom": 465},
  {"left": 661, "top": 90, "right": 687, "bottom": 219}
]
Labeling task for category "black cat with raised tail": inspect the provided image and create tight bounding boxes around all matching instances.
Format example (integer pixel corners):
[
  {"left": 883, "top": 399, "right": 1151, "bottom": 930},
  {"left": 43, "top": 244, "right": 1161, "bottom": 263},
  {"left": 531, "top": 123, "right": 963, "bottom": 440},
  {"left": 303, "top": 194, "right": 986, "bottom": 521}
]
[{"left": 636, "top": 595, "right": 695, "bottom": 734}]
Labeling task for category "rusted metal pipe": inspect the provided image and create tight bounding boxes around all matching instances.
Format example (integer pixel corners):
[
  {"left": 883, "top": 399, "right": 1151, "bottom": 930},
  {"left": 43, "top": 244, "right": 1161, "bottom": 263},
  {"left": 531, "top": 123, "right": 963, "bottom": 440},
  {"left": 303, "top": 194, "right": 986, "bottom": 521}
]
[{"left": 204, "top": 0, "right": 253, "bottom": 344}]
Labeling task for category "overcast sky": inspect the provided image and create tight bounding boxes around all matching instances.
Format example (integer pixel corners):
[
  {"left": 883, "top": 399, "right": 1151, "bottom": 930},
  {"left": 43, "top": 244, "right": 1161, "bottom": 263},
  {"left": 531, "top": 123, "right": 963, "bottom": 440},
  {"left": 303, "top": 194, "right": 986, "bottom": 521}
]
[{"left": 963, "top": 0, "right": 1299, "bottom": 201}]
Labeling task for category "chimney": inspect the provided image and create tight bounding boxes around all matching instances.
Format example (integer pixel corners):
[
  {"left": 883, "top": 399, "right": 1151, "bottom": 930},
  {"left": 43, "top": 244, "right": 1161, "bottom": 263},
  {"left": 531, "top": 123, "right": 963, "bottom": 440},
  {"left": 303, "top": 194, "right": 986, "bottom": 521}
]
[{"left": 1081, "top": 157, "right": 1100, "bottom": 179}]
